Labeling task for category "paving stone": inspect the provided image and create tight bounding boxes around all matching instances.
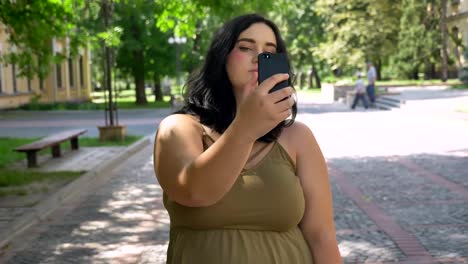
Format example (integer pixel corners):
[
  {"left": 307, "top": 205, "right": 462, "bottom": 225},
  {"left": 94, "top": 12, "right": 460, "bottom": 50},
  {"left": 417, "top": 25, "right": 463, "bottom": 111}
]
[
  {"left": 385, "top": 203, "right": 468, "bottom": 226},
  {"left": 5, "top": 146, "right": 168, "bottom": 264},
  {"left": 3, "top": 97, "right": 468, "bottom": 263},
  {"left": 409, "top": 154, "right": 468, "bottom": 189},
  {"left": 408, "top": 225, "right": 468, "bottom": 258},
  {"left": 338, "top": 229, "right": 405, "bottom": 263}
]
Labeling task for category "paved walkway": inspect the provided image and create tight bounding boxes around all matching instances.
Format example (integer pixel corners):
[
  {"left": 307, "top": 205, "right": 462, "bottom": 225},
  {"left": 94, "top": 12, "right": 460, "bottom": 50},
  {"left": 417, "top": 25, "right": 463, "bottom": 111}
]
[
  {"left": 1, "top": 145, "right": 169, "bottom": 264},
  {"left": 0, "top": 87, "right": 467, "bottom": 263}
]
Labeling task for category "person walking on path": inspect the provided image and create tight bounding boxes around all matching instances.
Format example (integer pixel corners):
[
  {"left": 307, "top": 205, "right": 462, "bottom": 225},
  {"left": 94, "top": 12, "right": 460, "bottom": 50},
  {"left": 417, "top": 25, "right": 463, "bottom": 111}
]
[
  {"left": 366, "top": 62, "right": 377, "bottom": 106},
  {"left": 153, "top": 13, "right": 341, "bottom": 264},
  {"left": 351, "top": 72, "right": 369, "bottom": 110}
]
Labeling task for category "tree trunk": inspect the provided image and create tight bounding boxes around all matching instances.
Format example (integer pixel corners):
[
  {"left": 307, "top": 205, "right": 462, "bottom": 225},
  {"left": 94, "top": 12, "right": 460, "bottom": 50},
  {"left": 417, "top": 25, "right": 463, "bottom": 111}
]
[
  {"left": 102, "top": 0, "right": 115, "bottom": 125},
  {"left": 308, "top": 69, "right": 314, "bottom": 89},
  {"left": 310, "top": 57, "right": 321, "bottom": 88},
  {"left": 376, "top": 58, "right": 382, "bottom": 81},
  {"left": 301, "top": 73, "right": 307, "bottom": 89},
  {"left": 296, "top": 72, "right": 301, "bottom": 89},
  {"left": 133, "top": 49, "right": 147, "bottom": 104},
  {"left": 125, "top": 78, "right": 130, "bottom": 90},
  {"left": 412, "top": 68, "right": 419, "bottom": 80},
  {"left": 424, "top": 59, "right": 432, "bottom": 79},
  {"left": 441, "top": 0, "right": 448, "bottom": 82},
  {"left": 153, "top": 73, "right": 163, "bottom": 101}
]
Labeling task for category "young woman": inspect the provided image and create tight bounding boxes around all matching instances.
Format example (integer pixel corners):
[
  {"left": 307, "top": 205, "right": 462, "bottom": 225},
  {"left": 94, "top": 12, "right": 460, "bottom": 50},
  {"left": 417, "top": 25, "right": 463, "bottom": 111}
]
[{"left": 154, "top": 13, "right": 341, "bottom": 264}]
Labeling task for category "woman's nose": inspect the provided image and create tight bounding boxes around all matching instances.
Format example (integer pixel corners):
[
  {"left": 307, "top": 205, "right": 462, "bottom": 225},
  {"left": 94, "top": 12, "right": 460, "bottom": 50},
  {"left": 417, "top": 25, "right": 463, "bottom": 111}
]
[{"left": 252, "top": 54, "right": 258, "bottom": 63}]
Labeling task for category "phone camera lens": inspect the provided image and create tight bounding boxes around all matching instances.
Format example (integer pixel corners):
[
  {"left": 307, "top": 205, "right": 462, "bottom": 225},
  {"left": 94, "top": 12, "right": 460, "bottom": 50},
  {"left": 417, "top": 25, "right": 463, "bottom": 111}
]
[{"left": 265, "top": 54, "right": 270, "bottom": 59}]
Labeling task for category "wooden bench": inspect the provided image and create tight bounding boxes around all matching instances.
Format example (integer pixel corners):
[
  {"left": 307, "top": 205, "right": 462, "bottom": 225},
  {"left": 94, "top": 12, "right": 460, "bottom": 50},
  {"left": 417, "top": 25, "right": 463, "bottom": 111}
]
[{"left": 14, "top": 129, "right": 88, "bottom": 168}]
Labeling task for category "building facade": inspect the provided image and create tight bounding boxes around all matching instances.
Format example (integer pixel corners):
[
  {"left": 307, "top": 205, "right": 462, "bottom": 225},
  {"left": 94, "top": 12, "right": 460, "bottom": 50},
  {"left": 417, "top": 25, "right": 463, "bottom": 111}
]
[
  {"left": 447, "top": 0, "right": 468, "bottom": 76},
  {"left": 0, "top": 23, "right": 92, "bottom": 109}
]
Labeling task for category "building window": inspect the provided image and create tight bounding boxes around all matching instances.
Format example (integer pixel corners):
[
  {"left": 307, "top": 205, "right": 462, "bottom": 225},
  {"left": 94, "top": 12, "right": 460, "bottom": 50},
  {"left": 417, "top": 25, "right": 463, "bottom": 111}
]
[
  {"left": 28, "top": 78, "right": 32, "bottom": 92},
  {"left": 40, "top": 79, "right": 44, "bottom": 90},
  {"left": 12, "top": 64, "right": 17, "bottom": 93},
  {"left": 56, "top": 63, "right": 62, "bottom": 88},
  {"left": 79, "top": 56, "right": 84, "bottom": 87},
  {"left": 68, "top": 58, "right": 74, "bottom": 88}
]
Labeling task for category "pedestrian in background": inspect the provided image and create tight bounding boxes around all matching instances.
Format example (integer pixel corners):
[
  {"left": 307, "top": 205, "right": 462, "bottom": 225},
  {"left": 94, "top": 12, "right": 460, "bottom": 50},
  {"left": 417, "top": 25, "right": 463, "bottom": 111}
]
[
  {"left": 351, "top": 72, "right": 369, "bottom": 110},
  {"left": 153, "top": 13, "right": 341, "bottom": 264},
  {"left": 366, "top": 62, "right": 377, "bottom": 107}
]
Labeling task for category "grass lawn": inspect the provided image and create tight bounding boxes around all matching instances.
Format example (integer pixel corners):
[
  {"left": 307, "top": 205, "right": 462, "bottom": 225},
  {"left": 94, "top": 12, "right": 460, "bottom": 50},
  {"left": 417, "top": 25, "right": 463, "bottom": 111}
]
[
  {"left": 19, "top": 91, "right": 171, "bottom": 111},
  {"left": 0, "top": 135, "right": 142, "bottom": 195},
  {"left": 450, "top": 83, "right": 468, "bottom": 90},
  {"left": 456, "top": 106, "right": 468, "bottom": 113}
]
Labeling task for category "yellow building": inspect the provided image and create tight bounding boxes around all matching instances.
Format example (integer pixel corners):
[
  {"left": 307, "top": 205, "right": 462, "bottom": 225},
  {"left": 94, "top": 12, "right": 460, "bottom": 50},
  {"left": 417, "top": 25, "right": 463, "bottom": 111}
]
[
  {"left": 447, "top": 0, "right": 468, "bottom": 76},
  {"left": 0, "top": 23, "right": 92, "bottom": 109}
]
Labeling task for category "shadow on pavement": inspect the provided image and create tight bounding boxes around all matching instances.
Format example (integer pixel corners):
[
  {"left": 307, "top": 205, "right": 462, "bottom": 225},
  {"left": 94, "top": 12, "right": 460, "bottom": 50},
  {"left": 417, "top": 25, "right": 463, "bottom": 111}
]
[
  {"left": 4, "top": 146, "right": 169, "bottom": 264},
  {"left": 328, "top": 152, "right": 468, "bottom": 263}
]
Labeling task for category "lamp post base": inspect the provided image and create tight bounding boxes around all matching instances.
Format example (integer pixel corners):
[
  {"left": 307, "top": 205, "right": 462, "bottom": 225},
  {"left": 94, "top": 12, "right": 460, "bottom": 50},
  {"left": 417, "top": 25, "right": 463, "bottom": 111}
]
[{"left": 98, "top": 125, "right": 127, "bottom": 141}]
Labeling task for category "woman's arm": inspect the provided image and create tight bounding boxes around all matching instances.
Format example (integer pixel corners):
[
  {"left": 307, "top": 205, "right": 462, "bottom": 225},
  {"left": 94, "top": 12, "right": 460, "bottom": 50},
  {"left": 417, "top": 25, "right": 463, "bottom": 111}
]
[
  {"left": 291, "top": 122, "right": 342, "bottom": 263},
  {"left": 154, "top": 114, "right": 253, "bottom": 207},
  {"left": 154, "top": 74, "right": 294, "bottom": 208}
]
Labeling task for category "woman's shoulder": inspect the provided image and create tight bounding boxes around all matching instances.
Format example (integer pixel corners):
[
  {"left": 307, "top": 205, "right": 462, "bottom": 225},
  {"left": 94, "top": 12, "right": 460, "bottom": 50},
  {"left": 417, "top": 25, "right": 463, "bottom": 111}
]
[
  {"left": 157, "top": 114, "right": 202, "bottom": 139},
  {"left": 278, "top": 121, "right": 316, "bottom": 162},
  {"left": 281, "top": 120, "right": 315, "bottom": 143},
  {"left": 160, "top": 113, "right": 199, "bottom": 125}
]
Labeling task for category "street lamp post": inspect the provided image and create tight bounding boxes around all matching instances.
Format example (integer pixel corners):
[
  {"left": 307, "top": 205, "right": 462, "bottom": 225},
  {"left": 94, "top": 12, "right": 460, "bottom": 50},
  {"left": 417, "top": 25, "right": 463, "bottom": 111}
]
[{"left": 168, "top": 36, "right": 186, "bottom": 93}]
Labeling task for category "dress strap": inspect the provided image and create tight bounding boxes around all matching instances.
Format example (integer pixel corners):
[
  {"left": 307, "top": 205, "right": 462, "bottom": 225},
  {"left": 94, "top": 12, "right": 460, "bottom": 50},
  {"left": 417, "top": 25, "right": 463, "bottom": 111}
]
[
  {"left": 247, "top": 141, "right": 276, "bottom": 163},
  {"left": 201, "top": 125, "right": 216, "bottom": 150}
]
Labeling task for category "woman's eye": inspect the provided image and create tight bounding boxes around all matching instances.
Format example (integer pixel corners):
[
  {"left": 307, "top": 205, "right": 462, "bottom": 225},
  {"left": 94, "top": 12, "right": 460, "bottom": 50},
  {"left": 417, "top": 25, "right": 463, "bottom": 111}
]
[{"left": 239, "top": 47, "right": 252, "bottom": 51}]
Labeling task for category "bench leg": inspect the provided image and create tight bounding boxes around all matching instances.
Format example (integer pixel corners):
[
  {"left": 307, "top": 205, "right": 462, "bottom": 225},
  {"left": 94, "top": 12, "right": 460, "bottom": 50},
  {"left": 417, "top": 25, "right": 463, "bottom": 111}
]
[
  {"left": 26, "top": 151, "right": 38, "bottom": 168},
  {"left": 71, "top": 137, "right": 79, "bottom": 150},
  {"left": 52, "top": 145, "right": 61, "bottom": 158}
]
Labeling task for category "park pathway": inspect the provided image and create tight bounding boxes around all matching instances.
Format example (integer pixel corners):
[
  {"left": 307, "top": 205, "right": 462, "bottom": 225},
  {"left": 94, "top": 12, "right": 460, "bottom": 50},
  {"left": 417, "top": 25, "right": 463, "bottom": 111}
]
[{"left": 1, "top": 87, "right": 467, "bottom": 263}]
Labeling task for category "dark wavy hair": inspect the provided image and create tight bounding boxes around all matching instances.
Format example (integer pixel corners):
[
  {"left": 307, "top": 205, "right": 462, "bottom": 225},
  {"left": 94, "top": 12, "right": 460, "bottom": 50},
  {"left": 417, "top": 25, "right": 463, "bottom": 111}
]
[{"left": 176, "top": 13, "right": 297, "bottom": 143}]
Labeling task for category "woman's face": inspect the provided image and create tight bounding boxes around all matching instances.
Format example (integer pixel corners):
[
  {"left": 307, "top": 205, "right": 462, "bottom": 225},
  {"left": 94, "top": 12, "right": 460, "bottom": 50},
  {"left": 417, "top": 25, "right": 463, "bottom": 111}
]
[{"left": 226, "top": 23, "right": 278, "bottom": 104}]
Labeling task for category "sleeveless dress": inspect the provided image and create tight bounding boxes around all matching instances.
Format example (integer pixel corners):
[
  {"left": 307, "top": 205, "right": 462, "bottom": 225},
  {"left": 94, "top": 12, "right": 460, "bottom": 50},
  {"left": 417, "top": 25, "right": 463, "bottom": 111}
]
[{"left": 163, "top": 131, "right": 313, "bottom": 264}]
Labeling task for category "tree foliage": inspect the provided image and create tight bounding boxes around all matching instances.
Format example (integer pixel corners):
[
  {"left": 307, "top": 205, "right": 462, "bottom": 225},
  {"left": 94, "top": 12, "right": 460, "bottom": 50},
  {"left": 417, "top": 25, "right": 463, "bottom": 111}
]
[
  {"left": 272, "top": 0, "right": 325, "bottom": 88},
  {"left": 0, "top": 0, "right": 85, "bottom": 81},
  {"left": 392, "top": 0, "right": 442, "bottom": 79},
  {"left": 0, "top": 0, "right": 456, "bottom": 105},
  {"left": 315, "top": 0, "right": 401, "bottom": 74}
]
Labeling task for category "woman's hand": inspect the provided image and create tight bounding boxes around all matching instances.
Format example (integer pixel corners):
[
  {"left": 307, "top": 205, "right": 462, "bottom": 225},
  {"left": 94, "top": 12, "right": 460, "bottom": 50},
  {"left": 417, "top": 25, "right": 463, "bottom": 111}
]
[{"left": 234, "top": 73, "right": 295, "bottom": 143}]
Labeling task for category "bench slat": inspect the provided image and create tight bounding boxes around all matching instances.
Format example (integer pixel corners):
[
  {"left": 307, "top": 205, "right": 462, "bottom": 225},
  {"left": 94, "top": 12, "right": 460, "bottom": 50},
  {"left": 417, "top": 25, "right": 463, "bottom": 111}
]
[{"left": 14, "top": 129, "right": 87, "bottom": 152}]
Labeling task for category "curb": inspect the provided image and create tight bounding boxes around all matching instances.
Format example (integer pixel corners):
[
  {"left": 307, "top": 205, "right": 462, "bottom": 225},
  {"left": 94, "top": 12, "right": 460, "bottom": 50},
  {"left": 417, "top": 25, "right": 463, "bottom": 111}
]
[{"left": 0, "top": 136, "right": 152, "bottom": 249}]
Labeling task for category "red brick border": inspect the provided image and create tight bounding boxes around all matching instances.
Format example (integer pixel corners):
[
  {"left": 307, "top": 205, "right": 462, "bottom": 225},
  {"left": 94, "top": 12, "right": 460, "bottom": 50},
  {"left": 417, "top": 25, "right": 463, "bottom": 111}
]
[
  {"left": 396, "top": 158, "right": 468, "bottom": 200},
  {"left": 330, "top": 167, "right": 435, "bottom": 263}
]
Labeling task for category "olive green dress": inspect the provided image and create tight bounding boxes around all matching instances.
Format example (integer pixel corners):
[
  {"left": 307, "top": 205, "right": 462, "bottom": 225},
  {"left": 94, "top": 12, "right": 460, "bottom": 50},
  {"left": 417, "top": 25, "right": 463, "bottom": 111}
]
[{"left": 163, "top": 133, "right": 313, "bottom": 264}]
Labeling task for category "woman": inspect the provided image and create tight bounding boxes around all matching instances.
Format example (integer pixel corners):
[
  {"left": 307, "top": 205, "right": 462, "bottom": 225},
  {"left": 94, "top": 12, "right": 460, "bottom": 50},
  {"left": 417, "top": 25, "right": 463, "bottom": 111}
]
[{"left": 154, "top": 13, "right": 341, "bottom": 263}]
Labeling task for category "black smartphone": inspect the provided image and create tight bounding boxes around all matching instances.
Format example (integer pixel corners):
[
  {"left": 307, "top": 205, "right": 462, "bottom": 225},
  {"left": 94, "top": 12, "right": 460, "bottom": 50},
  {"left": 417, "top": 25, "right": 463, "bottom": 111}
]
[{"left": 258, "top": 52, "right": 290, "bottom": 93}]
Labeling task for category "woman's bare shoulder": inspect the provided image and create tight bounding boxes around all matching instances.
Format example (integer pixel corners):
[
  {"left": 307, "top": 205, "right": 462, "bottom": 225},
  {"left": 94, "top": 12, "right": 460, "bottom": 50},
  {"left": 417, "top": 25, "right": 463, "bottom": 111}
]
[
  {"left": 157, "top": 114, "right": 201, "bottom": 140},
  {"left": 277, "top": 121, "right": 315, "bottom": 165},
  {"left": 280, "top": 121, "right": 315, "bottom": 145}
]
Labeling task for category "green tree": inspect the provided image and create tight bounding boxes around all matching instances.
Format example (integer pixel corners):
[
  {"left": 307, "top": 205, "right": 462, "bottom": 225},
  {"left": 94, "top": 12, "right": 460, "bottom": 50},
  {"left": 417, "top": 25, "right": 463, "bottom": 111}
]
[
  {"left": 145, "top": 27, "right": 176, "bottom": 101},
  {"left": 316, "top": 0, "right": 401, "bottom": 78},
  {"left": 392, "top": 0, "right": 441, "bottom": 79},
  {"left": 0, "top": 0, "right": 85, "bottom": 84},
  {"left": 113, "top": 0, "right": 155, "bottom": 104},
  {"left": 154, "top": 0, "right": 275, "bottom": 91},
  {"left": 273, "top": 0, "right": 325, "bottom": 88},
  {"left": 440, "top": 0, "right": 448, "bottom": 82}
]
